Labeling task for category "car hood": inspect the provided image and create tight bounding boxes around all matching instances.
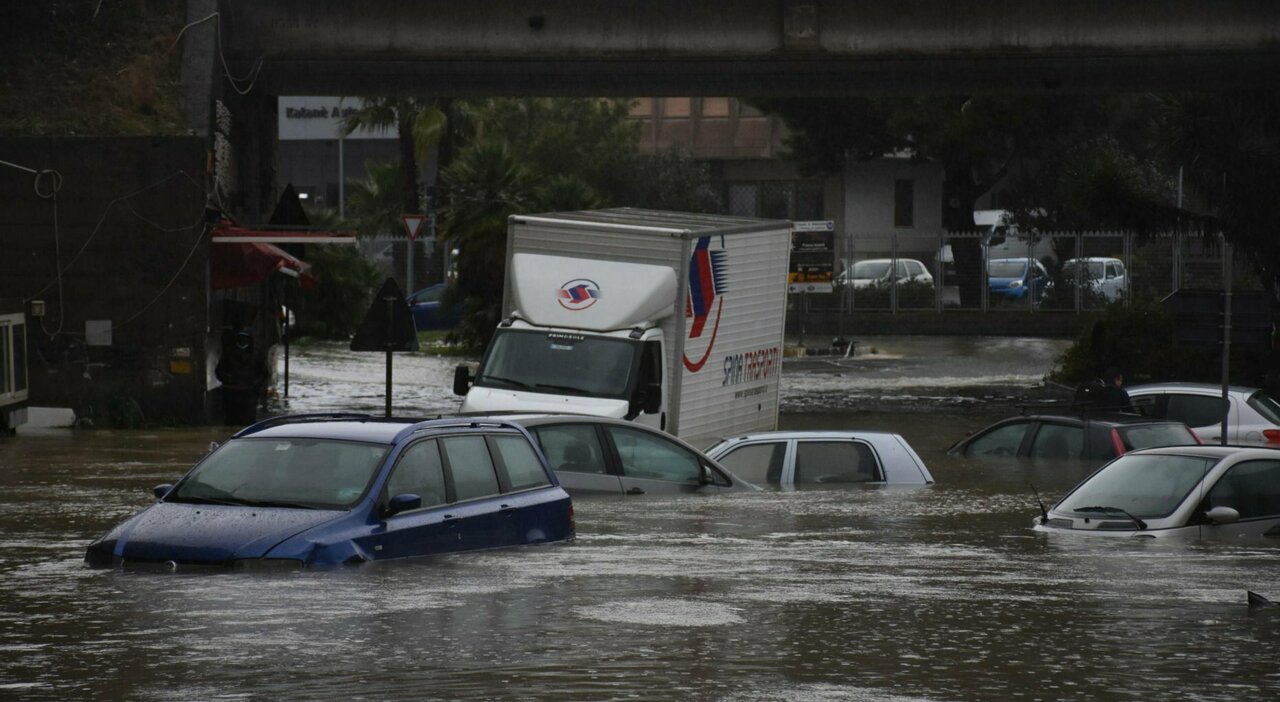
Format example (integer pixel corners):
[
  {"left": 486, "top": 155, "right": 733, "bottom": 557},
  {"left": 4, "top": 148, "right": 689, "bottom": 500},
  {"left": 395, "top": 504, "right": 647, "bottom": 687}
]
[
  {"left": 461, "top": 387, "right": 629, "bottom": 418},
  {"left": 111, "top": 502, "right": 344, "bottom": 564}
]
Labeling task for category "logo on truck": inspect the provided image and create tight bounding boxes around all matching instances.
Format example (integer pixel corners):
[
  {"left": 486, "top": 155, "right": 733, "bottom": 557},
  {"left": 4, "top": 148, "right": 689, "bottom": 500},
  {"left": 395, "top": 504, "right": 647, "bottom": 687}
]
[
  {"left": 557, "top": 279, "right": 602, "bottom": 311},
  {"left": 684, "top": 236, "right": 727, "bottom": 373}
]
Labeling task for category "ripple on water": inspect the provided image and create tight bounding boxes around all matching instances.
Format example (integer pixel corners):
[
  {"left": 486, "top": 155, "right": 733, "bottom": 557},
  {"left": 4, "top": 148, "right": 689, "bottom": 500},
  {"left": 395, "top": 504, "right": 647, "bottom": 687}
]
[{"left": 576, "top": 598, "right": 746, "bottom": 627}]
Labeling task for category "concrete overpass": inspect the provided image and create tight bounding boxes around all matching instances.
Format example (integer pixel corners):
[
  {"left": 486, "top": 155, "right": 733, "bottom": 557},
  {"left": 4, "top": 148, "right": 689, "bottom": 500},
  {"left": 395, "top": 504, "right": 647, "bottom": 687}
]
[{"left": 211, "top": 0, "right": 1280, "bottom": 97}]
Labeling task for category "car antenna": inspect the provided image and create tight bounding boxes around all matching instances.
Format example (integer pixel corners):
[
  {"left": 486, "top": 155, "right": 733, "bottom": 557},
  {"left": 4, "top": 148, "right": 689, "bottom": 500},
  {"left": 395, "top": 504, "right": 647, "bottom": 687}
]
[{"left": 1028, "top": 482, "right": 1050, "bottom": 524}]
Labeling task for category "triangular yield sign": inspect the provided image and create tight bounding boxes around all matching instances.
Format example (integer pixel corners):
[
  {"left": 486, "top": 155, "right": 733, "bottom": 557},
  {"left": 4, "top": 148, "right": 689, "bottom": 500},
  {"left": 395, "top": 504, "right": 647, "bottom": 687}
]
[{"left": 401, "top": 214, "right": 426, "bottom": 241}]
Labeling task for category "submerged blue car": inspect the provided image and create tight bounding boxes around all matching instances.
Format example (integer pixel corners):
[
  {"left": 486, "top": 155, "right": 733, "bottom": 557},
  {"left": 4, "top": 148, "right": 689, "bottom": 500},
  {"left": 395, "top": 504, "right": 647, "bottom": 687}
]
[{"left": 84, "top": 415, "right": 574, "bottom": 569}]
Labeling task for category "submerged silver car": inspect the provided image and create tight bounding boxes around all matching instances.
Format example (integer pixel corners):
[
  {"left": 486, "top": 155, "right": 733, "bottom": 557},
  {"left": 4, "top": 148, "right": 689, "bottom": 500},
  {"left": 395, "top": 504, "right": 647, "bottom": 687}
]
[
  {"left": 510, "top": 415, "right": 755, "bottom": 496},
  {"left": 704, "top": 431, "right": 934, "bottom": 486},
  {"left": 1128, "top": 383, "right": 1280, "bottom": 446},
  {"left": 1034, "top": 445, "right": 1280, "bottom": 538}
]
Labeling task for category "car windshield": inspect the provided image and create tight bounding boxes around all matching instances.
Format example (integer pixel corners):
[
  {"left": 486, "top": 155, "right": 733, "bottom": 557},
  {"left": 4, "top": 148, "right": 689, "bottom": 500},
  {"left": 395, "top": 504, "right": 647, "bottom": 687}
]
[
  {"left": 850, "top": 260, "right": 892, "bottom": 278},
  {"left": 1060, "top": 453, "right": 1216, "bottom": 518},
  {"left": 170, "top": 438, "right": 390, "bottom": 510},
  {"left": 988, "top": 260, "right": 1028, "bottom": 277},
  {"left": 1118, "top": 423, "right": 1199, "bottom": 450},
  {"left": 476, "top": 329, "right": 640, "bottom": 398},
  {"left": 1248, "top": 391, "right": 1280, "bottom": 424}
]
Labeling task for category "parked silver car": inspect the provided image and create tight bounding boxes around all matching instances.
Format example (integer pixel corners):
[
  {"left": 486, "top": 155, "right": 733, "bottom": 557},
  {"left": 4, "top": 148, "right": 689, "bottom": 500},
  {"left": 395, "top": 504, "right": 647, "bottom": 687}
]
[
  {"left": 1034, "top": 445, "right": 1280, "bottom": 538},
  {"left": 835, "top": 258, "right": 934, "bottom": 289},
  {"left": 1128, "top": 383, "right": 1280, "bottom": 446},
  {"left": 704, "top": 431, "right": 934, "bottom": 486},
  {"left": 510, "top": 415, "right": 755, "bottom": 495}
]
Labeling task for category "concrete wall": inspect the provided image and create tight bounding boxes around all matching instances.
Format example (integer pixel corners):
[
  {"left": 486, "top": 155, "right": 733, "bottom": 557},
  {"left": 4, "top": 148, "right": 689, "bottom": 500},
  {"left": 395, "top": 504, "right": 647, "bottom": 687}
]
[
  {"left": 843, "top": 158, "right": 945, "bottom": 260},
  {"left": 0, "top": 138, "right": 212, "bottom": 426}
]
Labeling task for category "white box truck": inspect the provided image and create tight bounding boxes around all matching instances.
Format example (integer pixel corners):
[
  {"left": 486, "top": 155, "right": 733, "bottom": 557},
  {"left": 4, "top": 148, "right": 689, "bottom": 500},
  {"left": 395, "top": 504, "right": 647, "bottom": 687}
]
[{"left": 453, "top": 208, "right": 791, "bottom": 446}]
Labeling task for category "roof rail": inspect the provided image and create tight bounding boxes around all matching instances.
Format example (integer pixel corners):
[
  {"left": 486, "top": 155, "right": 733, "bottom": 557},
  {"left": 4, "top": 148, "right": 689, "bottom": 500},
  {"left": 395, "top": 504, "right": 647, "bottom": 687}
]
[
  {"left": 235, "top": 412, "right": 375, "bottom": 437},
  {"left": 393, "top": 417, "right": 530, "bottom": 443}
]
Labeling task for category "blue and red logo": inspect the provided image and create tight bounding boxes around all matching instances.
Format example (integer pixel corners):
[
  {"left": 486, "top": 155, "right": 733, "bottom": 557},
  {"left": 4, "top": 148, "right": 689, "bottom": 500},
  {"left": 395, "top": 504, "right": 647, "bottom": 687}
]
[
  {"left": 684, "top": 236, "right": 728, "bottom": 372},
  {"left": 557, "top": 279, "right": 602, "bottom": 311}
]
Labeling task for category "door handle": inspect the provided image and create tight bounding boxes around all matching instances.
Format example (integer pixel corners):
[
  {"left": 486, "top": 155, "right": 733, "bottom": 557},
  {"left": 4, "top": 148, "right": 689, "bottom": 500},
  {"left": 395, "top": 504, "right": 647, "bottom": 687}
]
[{"left": 626, "top": 487, "right": 645, "bottom": 495}]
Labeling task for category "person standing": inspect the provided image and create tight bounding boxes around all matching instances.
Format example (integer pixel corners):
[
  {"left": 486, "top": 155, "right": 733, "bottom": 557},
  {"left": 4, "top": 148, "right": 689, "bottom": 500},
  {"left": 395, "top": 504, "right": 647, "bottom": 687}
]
[
  {"left": 215, "top": 330, "right": 268, "bottom": 425},
  {"left": 1096, "top": 366, "right": 1135, "bottom": 413}
]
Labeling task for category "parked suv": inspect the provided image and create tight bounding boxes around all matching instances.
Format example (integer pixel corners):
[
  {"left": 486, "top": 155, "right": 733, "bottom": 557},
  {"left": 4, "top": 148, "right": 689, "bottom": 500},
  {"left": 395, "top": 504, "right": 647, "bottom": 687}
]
[
  {"left": 1128, "top": 383, "right": 1280, "bottom": 445},
  {"left": 85, "top": 414, "right": 575, "bottom": 568},
  {"left": 948, "top": 413, "right": 1200, "bottom": 464},
  {"left": 1062, "top": 257, "right": 1128, "bottom": 302}
]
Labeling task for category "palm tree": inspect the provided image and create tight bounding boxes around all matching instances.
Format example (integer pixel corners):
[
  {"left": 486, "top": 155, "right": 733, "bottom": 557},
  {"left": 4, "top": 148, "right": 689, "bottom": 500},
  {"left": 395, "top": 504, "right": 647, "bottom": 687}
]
[{"left": 339, "top": 97, "right": 447, "bottom": 215}]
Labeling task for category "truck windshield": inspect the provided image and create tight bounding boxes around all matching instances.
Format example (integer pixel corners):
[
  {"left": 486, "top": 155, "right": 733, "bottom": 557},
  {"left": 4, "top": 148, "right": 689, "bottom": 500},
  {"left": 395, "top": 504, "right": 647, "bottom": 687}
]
[{"left": 476, "top": 330, "right": 640, "bottom": 399}]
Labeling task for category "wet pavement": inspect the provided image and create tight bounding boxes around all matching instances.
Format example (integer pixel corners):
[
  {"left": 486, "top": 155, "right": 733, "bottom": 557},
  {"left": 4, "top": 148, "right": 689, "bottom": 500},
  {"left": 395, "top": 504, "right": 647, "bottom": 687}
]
[{"left": 2, "top": 337, "right": 1278, "bottom": 700}]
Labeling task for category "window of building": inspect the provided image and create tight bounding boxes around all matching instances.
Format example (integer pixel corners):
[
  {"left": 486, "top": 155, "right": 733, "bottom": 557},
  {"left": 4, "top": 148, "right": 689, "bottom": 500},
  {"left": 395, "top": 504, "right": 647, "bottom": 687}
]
[
  {"left": 737, "top": 100, "right": 764, "bottom": 117},
  {"left": 894, "top": 178, "right": 914, "bottom": 228},
  {"left": 701, "top": 98, "right": 731, "bottom": 118},
  {"left": 663, "top": 97, "right": 692, "bottom": 117},
  {"left": 725, "top": 181, "right": 824, "bottom": 220},
  {"left": 629, "top": 98, "right": 654, "bottom": 117}
]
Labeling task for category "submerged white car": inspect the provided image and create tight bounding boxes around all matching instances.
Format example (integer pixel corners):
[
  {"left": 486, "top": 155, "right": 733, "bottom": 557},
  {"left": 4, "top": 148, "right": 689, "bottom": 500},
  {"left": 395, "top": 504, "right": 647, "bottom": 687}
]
[
  {"left": 703, "top": 431, "right": 934, "bottom": 486},
  {"left": 1034, "top": 445, "right": 1280, "bottom": 538},
  {"left": 1128, "top": 382, "right": 1280, "bottom": 446}
]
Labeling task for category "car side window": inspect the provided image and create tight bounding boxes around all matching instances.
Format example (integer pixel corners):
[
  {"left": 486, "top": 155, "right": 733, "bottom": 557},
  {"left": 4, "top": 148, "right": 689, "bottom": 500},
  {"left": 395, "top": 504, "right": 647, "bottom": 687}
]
[
  {"left": 1206, "top": 460, "right": 1280, "bottom": 519},
  {"left": 490, "top": 435, "right": 551, "bottom": 491},
  {"left": 716, "top": 442, "right": 786, "bottom": 484},
  {"left": 1029, "top": 424, "right": 1085, "bottom": 460},
  {"left": 1131, "top": 394, "right": 1160, "bottom": 418},
  {"left": 607, "top": 426, "right": 702, "bottom": 483},
  {"left": 964, "top": 422, "right": 1029, "bottom": 457},
  {"left": 793, "top": 441, "right": 881, "bottom": 483},
  {"left": 441, "top": 436, "right": 501, "bottom": 501},
  {"left": 534, "top": 424, "right": 609, "bottom": 475},
  {"left": 1166, "top": 394, "right": 1227, "bottom": 427},
  {"left": 386, "top": 440, "right": 447, "bottom": 508}
]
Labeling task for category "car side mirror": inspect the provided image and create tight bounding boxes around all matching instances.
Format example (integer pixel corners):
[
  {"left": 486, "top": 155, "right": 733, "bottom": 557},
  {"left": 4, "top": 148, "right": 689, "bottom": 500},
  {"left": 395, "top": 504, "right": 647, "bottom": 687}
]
[
  {"left": 699, "top": 464, "right": 712, "bottom": 486},
  {"left": 384, "top": 493, "right": 422, "bottom": 518},
  {"left": 153, "top": 484, "right": 174, "bottom": 500},
  {"left": 1204, "top": 505, "right": 1240, "bottom": 524},
  {"left": 643, "top": 382, "right": 662, "bottom": 414},
  {"left": 453, "top": 365, "right": 472, "bottom": 396}
]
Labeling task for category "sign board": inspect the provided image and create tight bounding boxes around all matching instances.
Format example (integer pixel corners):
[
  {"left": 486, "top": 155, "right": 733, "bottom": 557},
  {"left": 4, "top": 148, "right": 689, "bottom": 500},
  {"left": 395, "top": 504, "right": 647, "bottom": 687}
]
[
  {"left": 401, "top": 215, "right": 426, "bottom": 242},
  {"left": 788, "top": 225, "right": 835, "bottom": 293},
  {"left": 350, "top": 278, "right": 420, "bottom": 352},
  {"left": 792, "top": 220, "right": 835, "bottom": 232}
]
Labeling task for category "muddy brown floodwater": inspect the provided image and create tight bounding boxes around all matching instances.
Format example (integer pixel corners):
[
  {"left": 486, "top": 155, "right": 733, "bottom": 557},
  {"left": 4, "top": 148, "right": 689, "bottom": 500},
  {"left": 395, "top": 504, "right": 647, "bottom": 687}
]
[{"left": 1, "top": 337, "right": 1278, "bottom": 700}]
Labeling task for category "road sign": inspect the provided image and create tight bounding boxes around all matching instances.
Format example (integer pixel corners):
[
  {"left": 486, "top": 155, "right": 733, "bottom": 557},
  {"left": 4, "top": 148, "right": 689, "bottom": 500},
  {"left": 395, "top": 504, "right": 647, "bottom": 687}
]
[
  {"left": 401, "top": 214, "right": 426, "bottom": 242},
  {"left": 792, "top": 220, "right": 834, "bottom": 232},
  {"left": 351, "top": 278, "right": 419, "bottom": 417}
]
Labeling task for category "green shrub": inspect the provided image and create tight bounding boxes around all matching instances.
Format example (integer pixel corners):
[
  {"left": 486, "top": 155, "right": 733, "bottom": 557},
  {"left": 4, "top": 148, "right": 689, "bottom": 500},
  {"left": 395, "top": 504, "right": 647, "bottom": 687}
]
[{"left": 291, "top": 246, "right": 382, "bottom": 340}]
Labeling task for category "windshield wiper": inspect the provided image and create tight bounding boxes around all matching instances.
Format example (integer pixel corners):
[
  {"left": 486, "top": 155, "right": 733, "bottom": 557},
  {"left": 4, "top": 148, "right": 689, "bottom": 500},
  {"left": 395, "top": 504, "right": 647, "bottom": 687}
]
[
  {"left": 531, "top": 382, "right": 592, "bottom": 395},
  {"left": 477, "top": 374, "right": 534, "bottom": 391},
  {"left": 1073, "top": 505, "right": 1147, "bottom": 530},
  {"left": 231, "top": 499, "right": 320, "bottom": 510},
  {"left": 167, "top": 494, "right": 242, "bottom": 506}
]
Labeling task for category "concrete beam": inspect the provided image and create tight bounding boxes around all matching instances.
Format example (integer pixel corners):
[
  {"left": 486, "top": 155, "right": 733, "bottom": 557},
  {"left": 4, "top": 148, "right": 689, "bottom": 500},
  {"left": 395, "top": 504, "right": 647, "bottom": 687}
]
[{"left": 216, "top": 0, "right": 1280, "bottom": 96}]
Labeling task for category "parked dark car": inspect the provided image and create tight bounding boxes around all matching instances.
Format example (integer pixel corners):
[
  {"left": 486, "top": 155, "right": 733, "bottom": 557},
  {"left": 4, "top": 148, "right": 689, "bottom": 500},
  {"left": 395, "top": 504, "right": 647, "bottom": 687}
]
[
  {"left": 407, "top": 283, "right": 459, "bottom": 331},
  {"left": 85, "top": 414, "right": 574, "bottom": 569},
  {"left": 948, "top": 413, "right": 1200, "bottom": 464},
  {"left": 508, "top": 414, "right": 755, "bottom": 495}
]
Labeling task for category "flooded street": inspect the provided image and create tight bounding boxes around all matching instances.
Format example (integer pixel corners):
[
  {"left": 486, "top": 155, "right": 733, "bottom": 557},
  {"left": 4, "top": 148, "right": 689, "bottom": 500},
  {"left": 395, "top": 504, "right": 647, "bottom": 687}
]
[{"left": 2, "top": 337, "right": 1279, "bottom": 700}]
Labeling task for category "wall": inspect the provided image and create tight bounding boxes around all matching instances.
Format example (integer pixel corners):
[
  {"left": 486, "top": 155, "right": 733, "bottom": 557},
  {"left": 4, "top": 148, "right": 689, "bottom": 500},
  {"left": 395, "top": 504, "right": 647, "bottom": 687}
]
[
  {"left": 842, "top": 158, "right": 944, "bottom": 261},
  {"left": 0, "top": 138, "right": 212, "bottom": 425}
]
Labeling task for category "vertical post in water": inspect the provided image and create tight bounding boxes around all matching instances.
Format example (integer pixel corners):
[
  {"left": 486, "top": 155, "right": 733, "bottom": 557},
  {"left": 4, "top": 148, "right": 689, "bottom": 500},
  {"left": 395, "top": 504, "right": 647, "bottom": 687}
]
[
  {"left": 1221, "top": 239, "right": 1232, "bottom": 446},
  {"left": 385, "top": 296, "right": 394, "bottom": 418},
  {"left": 283, "top": 282, "right": 290, "bottom": 398}
]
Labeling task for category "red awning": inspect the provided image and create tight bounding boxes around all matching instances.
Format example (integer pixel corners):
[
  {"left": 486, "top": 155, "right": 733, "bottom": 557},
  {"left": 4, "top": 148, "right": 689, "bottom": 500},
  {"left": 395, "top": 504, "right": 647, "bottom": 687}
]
[
  {"left": 212, "top": 239, "right": 317, "bottom": 290},
  {"left": 210, "top": 221, "right": 358, "bottom": 245}
]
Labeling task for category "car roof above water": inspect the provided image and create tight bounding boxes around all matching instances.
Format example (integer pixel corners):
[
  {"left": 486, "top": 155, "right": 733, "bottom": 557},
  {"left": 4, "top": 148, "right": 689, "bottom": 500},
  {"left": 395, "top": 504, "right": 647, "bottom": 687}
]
[{"left": 235, "top": 415, "right": 532, "bottom": 444}]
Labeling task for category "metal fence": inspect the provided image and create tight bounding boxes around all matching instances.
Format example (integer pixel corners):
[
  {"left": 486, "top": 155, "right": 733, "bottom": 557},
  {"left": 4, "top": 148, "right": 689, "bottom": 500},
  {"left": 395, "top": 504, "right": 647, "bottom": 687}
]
[{"left": 799, "top": 230, "right": 1252, "bottom": 314}]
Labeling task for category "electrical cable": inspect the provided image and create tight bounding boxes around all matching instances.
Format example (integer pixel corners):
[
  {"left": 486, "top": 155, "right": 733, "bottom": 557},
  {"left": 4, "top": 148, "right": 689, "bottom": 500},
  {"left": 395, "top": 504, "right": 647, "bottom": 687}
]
[{"left": 171, "top": 12, "right": 264, "bottom": 96}]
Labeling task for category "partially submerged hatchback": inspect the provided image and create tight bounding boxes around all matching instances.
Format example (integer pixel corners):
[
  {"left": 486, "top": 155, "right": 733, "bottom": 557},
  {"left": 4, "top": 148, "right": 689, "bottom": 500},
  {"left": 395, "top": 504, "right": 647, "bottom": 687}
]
[
  {"left": 948, "top": 413, "right": 1199, "bottom": 464},
  {"left": 85, "top": 414, "right": 574, "bottom": 569},
  {"left": 1034, "top": 445, "right": 1280, "bottom": 538},
  {"left": 704, "top": 431, "right": 934, "bottom": 486}
]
